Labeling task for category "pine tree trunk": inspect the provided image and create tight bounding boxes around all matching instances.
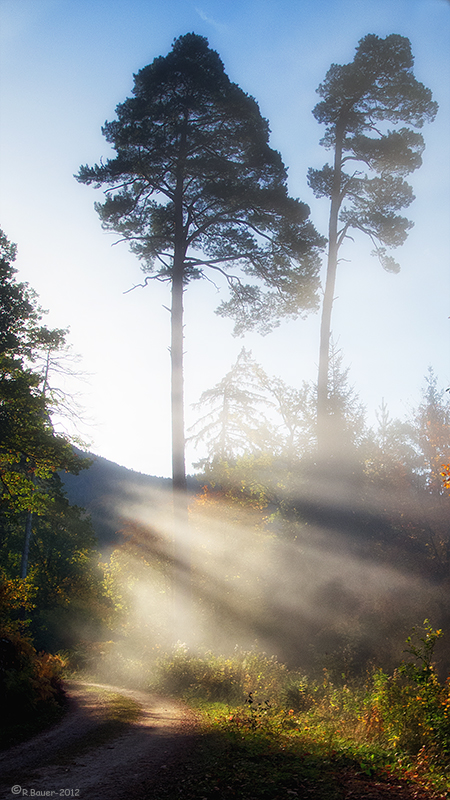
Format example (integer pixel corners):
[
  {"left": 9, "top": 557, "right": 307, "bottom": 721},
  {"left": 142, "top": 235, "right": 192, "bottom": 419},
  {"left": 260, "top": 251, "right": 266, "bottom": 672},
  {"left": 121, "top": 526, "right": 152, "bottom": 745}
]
[
  {"left": 170, "top": 263, "right": 191, "bottom": 639},
  {"left": 317, "top": 122, "right": 344, "bottom": 458},
  {"left": 171, "top": 259, "right": 186, "bottom": 495},
  {"left": 170, "top": 166, "right": 191, "bottom": 641}
]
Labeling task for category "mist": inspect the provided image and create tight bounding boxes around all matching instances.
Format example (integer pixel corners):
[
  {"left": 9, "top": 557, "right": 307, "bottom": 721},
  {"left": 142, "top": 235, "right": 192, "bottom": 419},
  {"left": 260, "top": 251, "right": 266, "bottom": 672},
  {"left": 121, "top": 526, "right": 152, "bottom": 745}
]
[{"left": 86, "top": 459, "right": 449, "bottom": 688}]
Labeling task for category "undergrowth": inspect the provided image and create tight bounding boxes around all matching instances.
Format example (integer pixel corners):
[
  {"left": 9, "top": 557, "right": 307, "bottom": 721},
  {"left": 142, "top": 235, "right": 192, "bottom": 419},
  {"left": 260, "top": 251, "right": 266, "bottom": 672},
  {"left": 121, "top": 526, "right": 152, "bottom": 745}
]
[
  {"left": 0, "top": 623, "right": 68, "bottom": 750},
  {"left": 148, "top": 623, "right": 450, "bottom": 798}
]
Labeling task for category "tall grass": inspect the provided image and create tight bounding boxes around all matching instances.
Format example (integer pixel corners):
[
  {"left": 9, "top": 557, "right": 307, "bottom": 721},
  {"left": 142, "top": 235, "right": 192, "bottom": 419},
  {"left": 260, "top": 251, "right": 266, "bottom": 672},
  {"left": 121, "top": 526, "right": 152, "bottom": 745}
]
[
  {"left": 149, "top": 625, "right": 450, "bottom": 797},
  {"left": 151, "top": 645, "right": 291, "bottom": 704}
]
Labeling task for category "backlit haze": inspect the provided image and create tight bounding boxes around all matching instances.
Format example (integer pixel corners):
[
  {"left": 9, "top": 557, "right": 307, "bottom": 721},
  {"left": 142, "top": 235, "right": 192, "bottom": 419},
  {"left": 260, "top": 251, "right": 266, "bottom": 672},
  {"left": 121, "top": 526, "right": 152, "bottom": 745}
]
[{"left": 0, "top": 0, "right": 449, "bottom": 479}]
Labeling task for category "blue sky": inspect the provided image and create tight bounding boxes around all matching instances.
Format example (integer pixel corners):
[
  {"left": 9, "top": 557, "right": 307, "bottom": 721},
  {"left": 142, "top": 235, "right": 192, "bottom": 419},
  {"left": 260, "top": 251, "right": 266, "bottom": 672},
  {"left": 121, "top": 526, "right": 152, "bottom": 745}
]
[{"left": 0, "top": 0, "right": 449, "bottom": 476}]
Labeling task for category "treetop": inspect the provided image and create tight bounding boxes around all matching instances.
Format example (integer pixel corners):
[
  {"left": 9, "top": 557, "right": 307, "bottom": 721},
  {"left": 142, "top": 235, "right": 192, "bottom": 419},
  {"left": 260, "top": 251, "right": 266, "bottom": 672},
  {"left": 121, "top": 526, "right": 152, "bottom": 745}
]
[
  {"left": 76, "top": 33, "right": 324, "bottom": 332},
  {"left": 313, "top": 33, "right": 438, "bottom": 138}
]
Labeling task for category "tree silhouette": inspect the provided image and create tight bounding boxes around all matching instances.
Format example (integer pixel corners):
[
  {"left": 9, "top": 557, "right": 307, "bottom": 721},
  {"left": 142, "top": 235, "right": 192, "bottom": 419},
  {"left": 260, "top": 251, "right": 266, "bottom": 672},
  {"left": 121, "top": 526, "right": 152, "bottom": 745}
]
[
  {"left": 76, "top": 33, "right": 323, "bottom": 495},
  {"left": 189, "top": 348, "right": 273, "bottom": 465},
  {"left": 308, "top": 34, "right": 437, "bottom": 455},
  {"left": 0, "top": 229, "right": 87, "bottom": 578},
  {"left": 413, "top": 368, "right": 450, "bottom": 495}
]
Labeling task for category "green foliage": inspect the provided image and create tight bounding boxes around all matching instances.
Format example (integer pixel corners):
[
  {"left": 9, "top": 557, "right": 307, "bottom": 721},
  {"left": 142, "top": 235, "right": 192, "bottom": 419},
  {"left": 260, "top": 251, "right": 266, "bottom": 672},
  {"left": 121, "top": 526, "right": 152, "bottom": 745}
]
[
  {"left": 153, "top": 646, "right": 243, "bottom": 703},
  {"left": 402, "top": 618, "right": 443, "bottom": 681},
  {"left": 0, "top": 474, "right": 110, "bottom": 652},
  {"left": 152, "top": 646, "right": 291, "bottom": 705},
  {"left": 142, "top": 631, "right": 450, "bottom": 798},
  {"left": 197, "top": 454, "right": 276, "bottom": 511},
  {"left": 0, "top": 228, "right": 107, "bottom": 655},
  {"left": 0, "top": 229, "right": 42, "bottom": 358},
  {"left": 0, "top": 568, "right": 35, "bottom": 632},
  {"left": 280, "top": 676, "right": 315, "bottom": 712},
  {"left": 368, "top": 622, "right": 450, "bottom": 762},
  {"left": 0, "top": 229, "right": 89, "bottom": 521}
]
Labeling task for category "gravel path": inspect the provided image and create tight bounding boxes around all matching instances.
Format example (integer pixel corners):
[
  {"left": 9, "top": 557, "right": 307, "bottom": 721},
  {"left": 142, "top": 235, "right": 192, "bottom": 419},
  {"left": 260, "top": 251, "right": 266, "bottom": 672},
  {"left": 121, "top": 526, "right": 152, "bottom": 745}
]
[{"left": 0, "top": 680, "right": 199, "bottom": 800}]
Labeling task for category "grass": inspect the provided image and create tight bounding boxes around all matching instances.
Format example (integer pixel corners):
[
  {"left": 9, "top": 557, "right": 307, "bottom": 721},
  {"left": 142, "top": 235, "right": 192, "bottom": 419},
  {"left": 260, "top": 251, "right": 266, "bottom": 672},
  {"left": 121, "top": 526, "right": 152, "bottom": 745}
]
[
  {"left": 3, "top": 627, "right": 450, "bottom": 797},
  {"left": 141, "top": 643, "right": 450, "bottom": 799},
  {"left": 137, "top": 696, "right": 450, "bottom": 799}
]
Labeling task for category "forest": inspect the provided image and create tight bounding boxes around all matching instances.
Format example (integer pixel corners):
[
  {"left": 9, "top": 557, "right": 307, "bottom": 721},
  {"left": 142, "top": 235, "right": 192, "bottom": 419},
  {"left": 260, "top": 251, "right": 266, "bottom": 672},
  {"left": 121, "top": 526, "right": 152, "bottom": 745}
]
[{"left": 1, "top": 29, "right": 450, "bottom": 798}]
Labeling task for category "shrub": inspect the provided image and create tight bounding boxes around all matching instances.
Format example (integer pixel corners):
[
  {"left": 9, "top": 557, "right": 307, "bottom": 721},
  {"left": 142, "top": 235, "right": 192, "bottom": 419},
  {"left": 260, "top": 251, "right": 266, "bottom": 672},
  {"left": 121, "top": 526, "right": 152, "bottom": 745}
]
[
  {"left": 0, "top": 625, "right": 66, "bottom": 721},
  {"left": 152, "top": 645, "right": 244, "bottom": 703},
  {"left": 152, "top": 647, "right": 292, "bottom": 705},
  {"left": 366, "top": 621, "right": 450, "bottom": 761}
]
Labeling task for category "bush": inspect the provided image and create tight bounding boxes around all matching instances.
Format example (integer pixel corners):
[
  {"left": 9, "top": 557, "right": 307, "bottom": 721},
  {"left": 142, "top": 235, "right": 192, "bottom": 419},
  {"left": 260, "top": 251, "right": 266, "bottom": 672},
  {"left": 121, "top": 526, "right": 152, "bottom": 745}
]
[
  {"left": 366, "top": 621, "right": 450, "bottom": 762},
  {"left": 152, "top": 646, "right": 292, "bottom": 705},
  {"left": 280, "top": 677, "right": 314, "bottom": 711},
  {"left": 0, "top": 625, "right": 66, "bottom": 723},
  {"left": 152, "top": 645, "right": 244, "bottom": 703}
]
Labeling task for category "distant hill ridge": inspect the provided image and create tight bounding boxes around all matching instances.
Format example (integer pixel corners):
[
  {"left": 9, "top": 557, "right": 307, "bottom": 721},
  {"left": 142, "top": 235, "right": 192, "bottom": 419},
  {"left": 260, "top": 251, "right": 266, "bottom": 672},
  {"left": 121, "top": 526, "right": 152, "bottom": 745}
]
[{"left": 61, "top": 450, "right": 174, "bottom": 549}]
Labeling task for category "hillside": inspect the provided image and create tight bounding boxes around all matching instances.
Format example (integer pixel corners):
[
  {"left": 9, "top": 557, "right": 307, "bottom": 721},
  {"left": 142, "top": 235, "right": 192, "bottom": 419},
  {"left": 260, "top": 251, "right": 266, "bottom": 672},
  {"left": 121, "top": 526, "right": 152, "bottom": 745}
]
[{"left": 61, "top": 451, "right": 174, "bottom": 549}]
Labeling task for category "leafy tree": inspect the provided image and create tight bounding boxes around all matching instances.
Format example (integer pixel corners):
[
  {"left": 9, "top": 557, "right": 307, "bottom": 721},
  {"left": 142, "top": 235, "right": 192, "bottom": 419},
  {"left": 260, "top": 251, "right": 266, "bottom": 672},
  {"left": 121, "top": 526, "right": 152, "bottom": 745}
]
[
  {"left": 0, "top": 230, "right": 107, "bottom": 659},
  {"left": 76, "top": 33, "right": 323, "bottom": 495},
  {"left": 0, "top": 231, "right": 43, "bottom": 359},
  {"left": 0, "top": 229, "right": 87, "bottom": 577},
  {"left": 0, "top": 230, "right": 69, "bottom": 369},
  {"left": 0, "top": 475, "right": 107, "bottom": 651},
  {"left": 308, "top": 34, "right": 437, "bottom": 454},
  {"left": 0, "top": 356, "right": 83, "bottom": 535}
]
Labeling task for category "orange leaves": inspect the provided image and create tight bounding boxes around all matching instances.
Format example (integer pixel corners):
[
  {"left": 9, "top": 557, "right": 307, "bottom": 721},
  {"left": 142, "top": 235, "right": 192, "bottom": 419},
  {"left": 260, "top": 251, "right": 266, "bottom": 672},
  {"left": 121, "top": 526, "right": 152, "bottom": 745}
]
[{"left": 440, "top": 463, "right": 450, "bottom": 493}]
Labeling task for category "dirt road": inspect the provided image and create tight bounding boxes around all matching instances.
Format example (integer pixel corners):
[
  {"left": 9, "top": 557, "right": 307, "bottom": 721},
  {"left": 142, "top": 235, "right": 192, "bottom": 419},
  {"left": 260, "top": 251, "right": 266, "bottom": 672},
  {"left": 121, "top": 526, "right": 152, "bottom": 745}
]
[
  {"left": 0, "top": 681, "right": 198, "bottom": 800},
  {"left": 1, "top": 683, "right": 445, "bottom": 800}
]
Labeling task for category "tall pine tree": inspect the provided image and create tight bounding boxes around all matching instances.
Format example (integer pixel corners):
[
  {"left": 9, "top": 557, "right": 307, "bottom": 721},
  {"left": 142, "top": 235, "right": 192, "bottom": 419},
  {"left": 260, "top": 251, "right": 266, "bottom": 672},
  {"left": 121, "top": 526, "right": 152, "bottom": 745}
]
[
  {"left": 76, "top": 33, "right": 323, "bottom": 495},
  {"left": 308, "top": 34, "right": 437, "bottom": 455}
]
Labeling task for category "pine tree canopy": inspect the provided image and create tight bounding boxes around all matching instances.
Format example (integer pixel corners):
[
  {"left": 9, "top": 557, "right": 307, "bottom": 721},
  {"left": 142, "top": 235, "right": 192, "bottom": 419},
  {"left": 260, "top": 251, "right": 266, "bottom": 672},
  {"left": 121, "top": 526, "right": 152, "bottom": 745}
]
[
  {"left": 313, "top": 34, "right": 437, "bottom": 135},
  {"left": 76, "top": 33, "right": 324, "bottom": 331},
  {"left": 308, "top": 33, "right": 438, "bottom": 273}
]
